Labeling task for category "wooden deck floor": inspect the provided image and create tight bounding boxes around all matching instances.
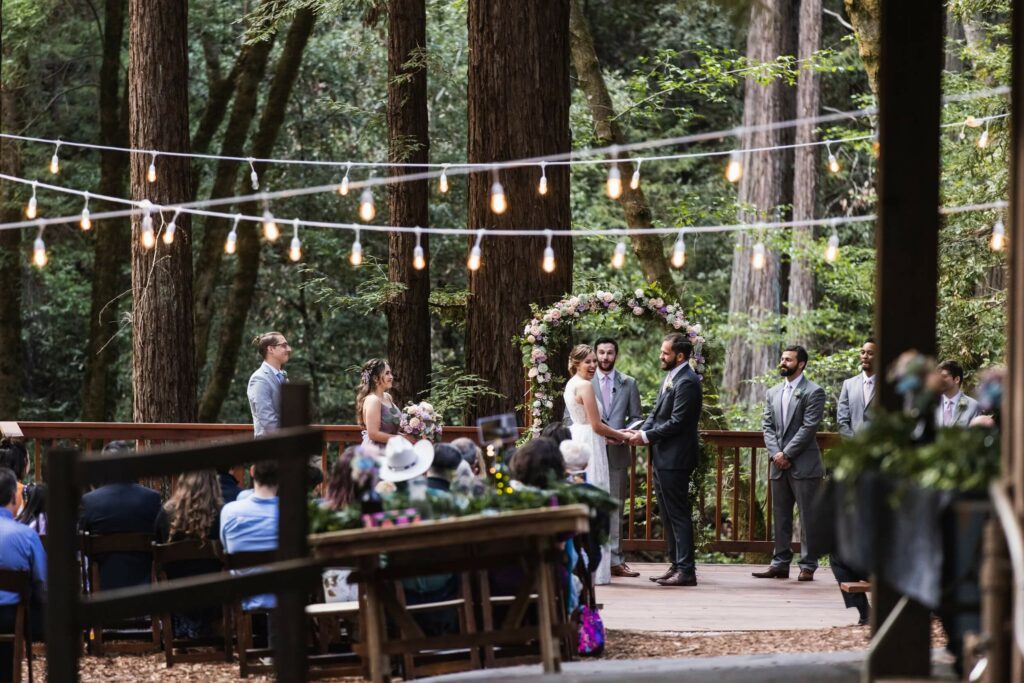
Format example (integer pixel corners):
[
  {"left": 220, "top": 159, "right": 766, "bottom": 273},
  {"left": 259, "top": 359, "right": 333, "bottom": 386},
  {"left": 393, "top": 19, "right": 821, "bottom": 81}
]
[{"left": 597, "top": 563, "right": 856, "bottom": 632}]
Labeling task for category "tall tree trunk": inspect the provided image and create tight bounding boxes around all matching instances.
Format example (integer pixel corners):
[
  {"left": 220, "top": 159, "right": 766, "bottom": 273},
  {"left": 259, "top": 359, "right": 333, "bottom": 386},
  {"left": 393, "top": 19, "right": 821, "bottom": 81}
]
[
  {"left": 81, "top": 0, "right": 130, "bottom": 421},
  {"left": 843, "top": 0, "right": 880, "bottom": 99},
  {"left": 129, "top": 0, "right": 197, "bottom": 422},
  {"left": 192, "top": 47, "right": 242, "bottom": 157},
  {"left": 787, "top": 0, "right": 821, "bottom": 344},
  {"left": 193, "top": 32, "right": 277, "bottom": 374},
  {"left": 198, "top": 8, "right": 316, "bottom": 422},
  {"left": 385, "top": 0, "right": 431, "bottom": 405},
  {"left": 466, "top": 0, "right": 572, "bottom": 421},
  {"left": 722, "top": 0, "right": 798, "bottom": 405},
  {"left": 567, "top": 0, "right": 678, "bottom": 299},
  {"left": 0, "top": 54, "right": 23, "bottom": 419}
]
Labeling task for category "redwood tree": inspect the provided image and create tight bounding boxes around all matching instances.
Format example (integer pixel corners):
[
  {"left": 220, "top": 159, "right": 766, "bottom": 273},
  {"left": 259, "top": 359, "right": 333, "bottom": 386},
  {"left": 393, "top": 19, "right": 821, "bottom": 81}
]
[
  {"left": 385, "top": 0, "right": 431, "bottom": 405},
  {"left": 466, "top": 0, "right": 573, "bottom": 420},
  {"left": 128, "top": 0, "right": 197, "bottom": 422},
  {"left": 0, "top": 50, "right": 23, "bottom": 418}
]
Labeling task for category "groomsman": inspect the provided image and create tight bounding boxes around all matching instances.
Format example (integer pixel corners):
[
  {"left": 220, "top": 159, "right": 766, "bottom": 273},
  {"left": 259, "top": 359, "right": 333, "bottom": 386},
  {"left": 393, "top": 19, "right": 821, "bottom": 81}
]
[
  {"left": 836, "top": 338, "right": 877, "bottom": 437},
  {"left": 753, "top": 345, "right": 827, "bottom": 582},
  {"left": 933, "top": 360, "right": 981, "bottom": 427},
  {"left": 248, "top": 331, "right": 291, "bottom": 436}
]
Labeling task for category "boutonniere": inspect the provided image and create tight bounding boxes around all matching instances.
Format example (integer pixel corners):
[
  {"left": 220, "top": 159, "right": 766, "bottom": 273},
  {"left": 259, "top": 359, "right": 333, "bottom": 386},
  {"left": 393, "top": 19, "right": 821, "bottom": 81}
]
[
  {"left": 793, "top": 388, "right": 805, "bottom": 400},
  {"left": 664, "top": 379, "right": 674, "bottom": 391},
  {"left": 957, "top": 396, "right": 969, "bottom": 410}
]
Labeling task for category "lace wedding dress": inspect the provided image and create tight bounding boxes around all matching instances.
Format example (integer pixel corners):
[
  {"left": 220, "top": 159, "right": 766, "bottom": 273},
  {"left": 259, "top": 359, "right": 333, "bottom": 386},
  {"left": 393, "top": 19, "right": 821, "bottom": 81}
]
[{"left": 563, "top": 374, "right": 612, "bottom": 585}]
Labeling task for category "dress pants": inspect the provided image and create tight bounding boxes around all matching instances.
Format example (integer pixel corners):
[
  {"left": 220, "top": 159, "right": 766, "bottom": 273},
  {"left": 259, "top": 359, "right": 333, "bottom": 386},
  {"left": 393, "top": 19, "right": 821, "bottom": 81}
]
[
  {"left": 770, "top": 470, "right": 823, "bottom": 572},
  {"left": 653, "top": 467, "right": 695, "bottom": 574},
  {"left": 606, "top": 444, "right": 630, "bottom": 567},
  {"left": 830, "top": 552, "right": 869, "bottom": 616}
]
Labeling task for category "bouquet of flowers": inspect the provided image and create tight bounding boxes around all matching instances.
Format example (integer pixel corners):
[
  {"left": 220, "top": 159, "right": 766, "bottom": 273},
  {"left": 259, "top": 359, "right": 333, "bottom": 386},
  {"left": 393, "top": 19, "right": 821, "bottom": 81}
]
[{"left": 400, "top": 401, "right": 443, "bottom": 442}]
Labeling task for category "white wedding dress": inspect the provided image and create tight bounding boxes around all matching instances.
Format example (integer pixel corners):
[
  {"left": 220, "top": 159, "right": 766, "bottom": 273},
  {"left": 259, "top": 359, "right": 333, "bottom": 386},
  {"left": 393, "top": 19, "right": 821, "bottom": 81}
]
[{"left": 563, "top": 374, "right": 612, "bottom": 585}]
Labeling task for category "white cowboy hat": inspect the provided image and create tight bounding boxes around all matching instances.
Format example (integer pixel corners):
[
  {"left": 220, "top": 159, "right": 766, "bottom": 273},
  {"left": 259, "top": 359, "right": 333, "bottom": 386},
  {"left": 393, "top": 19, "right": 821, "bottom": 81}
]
[
  {"left": 380, "top": 436, "right": 434, "bottom": 482},
  {"left": 559, "top": 440, "right": 590, "bottom": 474}
]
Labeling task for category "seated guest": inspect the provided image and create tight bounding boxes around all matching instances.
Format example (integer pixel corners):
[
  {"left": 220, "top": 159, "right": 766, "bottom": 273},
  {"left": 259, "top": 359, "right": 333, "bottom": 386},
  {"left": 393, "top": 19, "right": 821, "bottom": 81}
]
[
  {"left": 510, "top": 437, "right": 565, "bottom": 488},
  {"left": 451, "top": 437, "right": 484, "bottom": 477},
  {"left": 320, "top": 448, "right": 363, "bottom": 603},
  {"left": 0, "top": 440, "right": 29, "bottom": 512},
  {"left": 217, "top": 469, "right": 243, "bottom": 504},
  {"left": 0, "top": 467, "right": 46, "bottom": 680},
  {"left": 79, "top": 441, "right": 162, "bottom": 591},
  {"left": 155, "top": 470, "right": 224, "bottom": 639},
  {"left": 541, "top": 423, "right": 572, "bottom": 445},
  {"left": 425, "top": 444, "right": 462, "bottom": 493},
  {"left": 15, "top": 484, "right": 46, "bottom": 535}
]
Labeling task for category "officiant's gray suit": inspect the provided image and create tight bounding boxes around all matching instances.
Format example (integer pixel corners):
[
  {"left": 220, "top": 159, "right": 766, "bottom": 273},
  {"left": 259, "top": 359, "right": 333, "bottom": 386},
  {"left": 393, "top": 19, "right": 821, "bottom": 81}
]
[
  {"left": 248, "top": 361, "right": 284, "bottom": 437},
  {"left": 565, "top": 370, "right": 642, "bottom": 567},
  {"left": 836, "top": 373, "right": 875, "bottom": 437},
  {"left": 762, "top": 374, "right": 826, "bottom": 572}
]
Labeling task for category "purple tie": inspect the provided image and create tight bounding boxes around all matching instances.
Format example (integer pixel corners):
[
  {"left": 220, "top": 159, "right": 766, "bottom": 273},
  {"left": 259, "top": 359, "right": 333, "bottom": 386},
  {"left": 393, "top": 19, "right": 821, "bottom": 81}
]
[
  {"left": 943, "top": 401, "right": 953, "bottom": 426},
  {"left": 602, "top": 375, "right": 613, "bottom": 415}
]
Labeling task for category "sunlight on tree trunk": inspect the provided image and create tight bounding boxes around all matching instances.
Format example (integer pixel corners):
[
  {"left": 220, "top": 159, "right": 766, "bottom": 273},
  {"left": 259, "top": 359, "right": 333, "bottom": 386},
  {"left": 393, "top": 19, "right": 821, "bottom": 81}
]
[{"left": 843, "top": 0, "right": 880, "bottom": 99}]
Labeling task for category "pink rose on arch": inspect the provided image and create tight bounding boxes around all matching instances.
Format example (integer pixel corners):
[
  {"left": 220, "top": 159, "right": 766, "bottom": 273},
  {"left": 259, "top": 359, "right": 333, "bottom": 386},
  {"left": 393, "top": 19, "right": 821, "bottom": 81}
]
[{"left": 632, "top": 306, "right": 644, "bottom": 315}]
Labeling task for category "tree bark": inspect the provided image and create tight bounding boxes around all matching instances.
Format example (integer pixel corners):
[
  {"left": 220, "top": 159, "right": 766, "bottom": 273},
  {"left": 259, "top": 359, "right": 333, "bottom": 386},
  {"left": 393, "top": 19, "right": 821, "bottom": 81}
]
[
  {"left": 385, "top": 0, "right": 431, "bottom": 406},
  {"left": 197, "top": 7, "right": 316, "bottom": 422},
  {"left": 722, "top": 0, "right": 798, "bottom": 405},
  {"left": 0, "top": 53, "right": 23, "bottom": 419},
  {"left": 466, "top": 0, "right": 573, "bottom": 421},
  {"left": 81, "top": 0, "right": 130, "bottom": 421},
  {"left": 129, "top": 0, "right": 197, "bottom": 422},
  {"left": 843, "top": 0, "right": 880, "bottom": 99},
  {"left": 193, "top": 32, "right": 277, "bottom": 374},
  {"left": 568, "top": 0, "right": 678, "bottom": 299},
  {"left": 787, "top": 0, "right": 821, "bottom": 343}
]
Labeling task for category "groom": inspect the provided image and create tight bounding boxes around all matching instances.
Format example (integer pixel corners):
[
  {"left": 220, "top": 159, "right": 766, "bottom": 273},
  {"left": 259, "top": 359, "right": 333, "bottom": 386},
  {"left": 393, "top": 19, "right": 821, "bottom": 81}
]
[{"left": 625, "top": 333, "right": 702, "bottom": 587}]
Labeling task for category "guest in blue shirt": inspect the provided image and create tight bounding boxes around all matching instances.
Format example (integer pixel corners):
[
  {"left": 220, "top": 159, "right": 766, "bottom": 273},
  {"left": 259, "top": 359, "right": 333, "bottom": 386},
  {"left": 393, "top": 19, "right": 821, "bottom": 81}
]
[
  {"left": 0, "top": 467, "right": 46, "bottom": 681},
  {"left": 220, "top": 461, "right": 279, "bottom": 614}
]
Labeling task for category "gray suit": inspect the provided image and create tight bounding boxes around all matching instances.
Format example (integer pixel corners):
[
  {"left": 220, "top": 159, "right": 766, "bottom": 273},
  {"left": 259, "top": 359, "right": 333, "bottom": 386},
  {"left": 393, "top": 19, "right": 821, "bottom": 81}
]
[
  {"left": 570, "top": 370, "right": 642, "bottom": 567},
  {"left": 762, "top": 374, "right": 826, "bottom": 572},
  {"left": 248, "top": 361, "right": 284, "bottom": 437},
  {"left": 933, "top": 393, "right": 982, "bottom": 427},
  {"left": 836, "top": 373, "right": 875, "bottom": 437}
]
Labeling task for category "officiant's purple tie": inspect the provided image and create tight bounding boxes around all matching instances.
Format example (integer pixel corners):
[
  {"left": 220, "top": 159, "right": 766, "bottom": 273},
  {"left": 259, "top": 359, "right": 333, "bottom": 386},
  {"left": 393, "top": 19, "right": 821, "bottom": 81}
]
[
  {"left": 602, "top": 375, "right": 612, "bottom": 413},
  {"left": 782, "top": 383, "right": 792, "bottom": 426},
  {"left": 943, "top": 401, "right": 953, "bottom": 426}
]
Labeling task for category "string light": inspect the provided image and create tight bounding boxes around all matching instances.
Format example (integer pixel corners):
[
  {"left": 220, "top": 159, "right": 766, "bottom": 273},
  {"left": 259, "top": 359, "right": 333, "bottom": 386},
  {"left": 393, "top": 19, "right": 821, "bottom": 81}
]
[
  {"left": 289, "top": 218, "right": 302, "bottom": 262},
  {"left": 630, "top": 160, "right": 642, "bottom": 190},
  {"left": 412, "top": 226, "right": 426, "bottom": 270},
  {"left": 978, "top": 122, "right": 990, "bottom": 149},
  {"left": 751, "top": 240, "right": 766, "bottom": 270},
  {"left": 338, "top": 164, "right": 351, "bottom": 196},
  {"left": 606, "top": 163, "right": 623, "bottom": 199},
  {"left": 611, "top": 240, "right": 627, "bottom": 269},
  {"left": 49, "top": 142, "right": 61, "bottom": 175},
  {"left": 990, "top": 218, "right": 1006, "bottom": 251},
  {"left": 439, "top": 164, "right": 450, "bottom": 194},
  {"left": 541, "top": 230, "right": 556, "bottom": 273},
  {"left": 826, "top": 142, "right": 840, "bottom": 174},
  {"left": 671, "top": 231, "right": 686, "bottom": 268},
  {"left": 349, "top": 228, "right": 363, "bottom": 266},
  {"left": 79, "top": 192, "right": 91, "bottom": 230},
  {"left": 490, "top": 176, "right": 508, "bottom": 215},
  {"left": 140, "top": 200, "right": 156, "bottom": 250},
  {"left": 163, "top": 209, "right": 180, "bottom": 245},
  {"left": 824, "top": 231, "right": 840, "bottom": 263},
  {"left": 726, "top": 151, "right": 743, "bottom": 183},
  {"left": 32, "top": 225, "right": 47, "bottom": 268},
  {"left": 467, "top": 229, "right": 484, "bottom": 271},
  {"left": 248, "top": 158, "right": 259, "bottom": 190},
  {"left": 262, "top": 207, "right": 280, "bottom": 242},
  {"left": 25, "top": 181, "right": 38, "bottom": 219},
  {"left": 147, "top": 152, "right": 157, "bottom": 183},
  {"left": 537, "top": 163, "right": 548, "bottom": 196},
  {"left": 224, "top": 214, "right": 240, "bottom": 254},
  {"left": 358, "top": 187, "right": 376, "bottom": 222}
]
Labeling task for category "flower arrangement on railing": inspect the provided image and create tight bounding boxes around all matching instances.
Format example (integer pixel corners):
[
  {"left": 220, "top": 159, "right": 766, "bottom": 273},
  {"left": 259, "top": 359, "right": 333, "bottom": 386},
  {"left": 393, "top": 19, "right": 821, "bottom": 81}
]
[{"left": 516, "top": 285, "right": 708, "bottom": 433}]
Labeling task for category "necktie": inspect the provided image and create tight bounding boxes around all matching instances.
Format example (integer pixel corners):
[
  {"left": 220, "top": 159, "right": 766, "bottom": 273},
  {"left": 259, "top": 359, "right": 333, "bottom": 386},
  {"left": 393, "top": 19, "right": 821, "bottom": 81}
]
[
  {"left": 863, "top": 377, "right": 873, "bottom": 405},
  {"left": 782, "top": 383, "right": 793, "bottom": 426},
  {"left": 943, "top": 400, "right": 953, "bottom": 426},
  {"left": 601, "top": 375, "right": 612, "bottom": 415},
  {"left": 276, "top": 371, "right": 287, "bottom": 384}
]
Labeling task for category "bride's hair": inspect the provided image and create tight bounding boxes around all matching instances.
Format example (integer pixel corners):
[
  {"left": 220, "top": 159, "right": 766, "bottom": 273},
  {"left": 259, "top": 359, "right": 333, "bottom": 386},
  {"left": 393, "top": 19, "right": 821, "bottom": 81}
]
[
  {"left": 568, "top": 344, "right": 593, "bottom": 375},
  {"left": 355, "top": 358, "right": 390, "bottom": 426}
]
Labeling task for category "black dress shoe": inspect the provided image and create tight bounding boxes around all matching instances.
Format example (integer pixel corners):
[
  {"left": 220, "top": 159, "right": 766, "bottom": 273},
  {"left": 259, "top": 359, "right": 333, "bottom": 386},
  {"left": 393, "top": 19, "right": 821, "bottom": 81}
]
[
  {"left": 751, "top": 566, "right": 790, "bottom": 579},
  {"left": 657, "top": 572, "right": 697, "bottom": 587},
  {"left": 797, "top": 569, "right": 815, "bottom": 582},
  {"left": 856, "top": 615, "right": 869, "bottom": 626},
  {"left": 649, "top": 567, "right": 676, "bottom": 582}
]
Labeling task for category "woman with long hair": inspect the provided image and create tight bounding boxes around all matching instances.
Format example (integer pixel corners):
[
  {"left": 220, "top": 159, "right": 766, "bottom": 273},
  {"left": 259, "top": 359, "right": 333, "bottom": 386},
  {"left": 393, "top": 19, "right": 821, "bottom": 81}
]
[
  {"left": 356, "top": 358, "right": 403, "bottom": 447},
  {"left": 16, "top": 483, "right": 46, "bottom": 534}
]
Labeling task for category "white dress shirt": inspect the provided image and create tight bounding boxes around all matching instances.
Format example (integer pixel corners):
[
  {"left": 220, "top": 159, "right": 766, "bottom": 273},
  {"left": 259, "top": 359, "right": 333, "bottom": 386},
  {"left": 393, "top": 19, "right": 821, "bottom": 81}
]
[{"left": 640, "top": 363, "right": 687, "bottom": 443}]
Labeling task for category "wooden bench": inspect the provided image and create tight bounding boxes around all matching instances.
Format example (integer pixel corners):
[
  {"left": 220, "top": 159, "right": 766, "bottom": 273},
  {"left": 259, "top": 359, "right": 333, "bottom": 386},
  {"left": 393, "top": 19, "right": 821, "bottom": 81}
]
[{"left": 840, "top": 581, "right": 871, "bottom": 594}]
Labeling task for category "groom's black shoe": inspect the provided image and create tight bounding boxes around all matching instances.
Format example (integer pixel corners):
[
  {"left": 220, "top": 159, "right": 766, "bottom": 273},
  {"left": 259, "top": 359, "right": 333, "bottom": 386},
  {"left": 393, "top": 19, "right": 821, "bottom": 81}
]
[
  {"left": 648, "top": 566, "right": 676, "bottom": 582},
  {"left": 751, "top": 566, "right": 790, "bottom": 579},
  {"left": 657, "top": 572, "right": 697, "bottom": 587}
]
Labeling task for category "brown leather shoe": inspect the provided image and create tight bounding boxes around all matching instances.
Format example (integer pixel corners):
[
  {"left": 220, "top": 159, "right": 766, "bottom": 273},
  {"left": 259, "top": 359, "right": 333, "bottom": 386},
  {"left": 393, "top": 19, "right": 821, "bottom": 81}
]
[
  {"left": 798, "top": 569, "right": 815, "bottom": 582},
  {"left": 751, "top": 566, "right": 790, "bottom": 579},
  {"left": 657, "top": 572, "right": 697, "bottom": 587},
  {"left": 611, "top": 563, "right": 641, "bottom": 578},
  {"left": 649, "top": 567, "right": 676, "bottom": 582}
]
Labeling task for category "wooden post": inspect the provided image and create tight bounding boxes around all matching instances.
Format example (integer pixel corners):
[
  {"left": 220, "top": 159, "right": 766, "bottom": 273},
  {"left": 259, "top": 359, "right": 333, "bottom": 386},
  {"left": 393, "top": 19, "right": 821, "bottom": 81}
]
[
  {"left": 45, "top": 448, "right": 81, "bottom": 683},
  {"left": 869, "top": 0, "right": 944, "bottom": 678}
]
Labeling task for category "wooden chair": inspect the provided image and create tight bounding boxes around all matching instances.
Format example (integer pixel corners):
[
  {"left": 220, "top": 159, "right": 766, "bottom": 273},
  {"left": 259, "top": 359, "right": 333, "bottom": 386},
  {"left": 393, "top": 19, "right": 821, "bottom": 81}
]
[
  {"left": 79, "top": 532, "right": 160, "bottom": 655},
  {"left": 0, "top": 570, "right": 33, "bottom": 683},
  {"left": 151, "top": 539, "right": 232, "bottom": 667},
  {"left": 304, "top": 600, "right": 364, "bottom": 679},
  {"left": 224, "top": 550, "right": 278, "bottom": 678}
]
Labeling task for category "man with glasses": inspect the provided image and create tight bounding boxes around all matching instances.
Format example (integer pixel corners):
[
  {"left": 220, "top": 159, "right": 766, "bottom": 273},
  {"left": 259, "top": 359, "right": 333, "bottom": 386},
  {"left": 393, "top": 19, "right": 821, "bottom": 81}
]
[{"left": 248, "top": 332, "right": 292, "bottom": 437}]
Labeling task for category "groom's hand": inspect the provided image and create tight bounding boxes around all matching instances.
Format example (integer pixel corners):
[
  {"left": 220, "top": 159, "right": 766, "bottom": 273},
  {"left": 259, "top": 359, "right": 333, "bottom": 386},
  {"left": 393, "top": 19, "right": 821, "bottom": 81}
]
[{"left": 627, "top": 431, "right": 645, "bottom": 446}]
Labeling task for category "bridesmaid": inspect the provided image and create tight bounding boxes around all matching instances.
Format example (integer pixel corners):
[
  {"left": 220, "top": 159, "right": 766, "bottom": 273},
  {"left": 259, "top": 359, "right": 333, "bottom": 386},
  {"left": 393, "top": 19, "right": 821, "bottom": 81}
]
[{"left": 356, "top": 359, "right": 403, "bottom": 448}]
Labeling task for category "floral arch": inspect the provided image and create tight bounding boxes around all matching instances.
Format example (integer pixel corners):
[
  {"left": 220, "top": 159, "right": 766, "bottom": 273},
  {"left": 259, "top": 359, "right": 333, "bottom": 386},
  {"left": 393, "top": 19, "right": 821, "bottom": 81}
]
[{"left": 517, "top": 285, "right": 708, "bottom": 434}]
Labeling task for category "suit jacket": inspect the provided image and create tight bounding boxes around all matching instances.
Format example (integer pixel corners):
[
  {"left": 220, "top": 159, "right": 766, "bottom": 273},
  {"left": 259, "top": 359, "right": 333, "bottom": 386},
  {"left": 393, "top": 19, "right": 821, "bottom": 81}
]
[
  {"left": 640, "top": 363, "right": 702, "bottom": 471},
  {"left": 934, "top": 394, "right": 982, "bottom": 427},
  {"left": 837, "top": 373, "right": 875, "bottom": 437},
  {"left": 565, "top": 370, "right": 643, "bottom": 468},
  {"left": 763, "top": 375, "right": 826, "bottom": 480},
  {"left": 80, "top": 483, "right": 163, "bottom": 590},
  {"left": 248, "top": 361, "right": 283, "bottom": 437}
]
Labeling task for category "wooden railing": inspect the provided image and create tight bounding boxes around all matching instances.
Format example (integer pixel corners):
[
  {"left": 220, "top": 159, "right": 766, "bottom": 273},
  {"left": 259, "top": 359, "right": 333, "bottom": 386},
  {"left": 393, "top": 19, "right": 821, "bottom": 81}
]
[{"left": 10, "top": 422, "right": 839, "bottom": 555}]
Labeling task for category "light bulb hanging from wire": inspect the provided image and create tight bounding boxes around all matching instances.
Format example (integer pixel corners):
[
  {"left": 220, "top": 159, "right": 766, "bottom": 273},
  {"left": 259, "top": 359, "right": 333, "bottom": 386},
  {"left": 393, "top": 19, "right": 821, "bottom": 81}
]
[
  {"left": 824, "top": 231, "right": 840, "bottom": 263},
  {"left": 726, "top": 151, "right": 743, "bottom": 183},
  {"left": 140, "top": 200, "right": 156, "bottom": 250},
  {"left": 439, "top": 164, "right": 450, "bottom": 194},
  {"left": 826, "top": 142, "right": 840, "bottom": 174},
  {"left": 225, "top": 214, "right": 240, "bottom": 254},
  {"left": 990, "top": 218, "right": 1006, "bottom": 251},
  {"left": 611, "top": 240, "right": 627, "bottom": 269},
  {"left": 25, "top": 181, "right": 38, "bottom": 219},
  {"left": 359, "top": 187, "right": 376, "bottom": 222},
  {"left": 412, "top": 227, "right": 426, "bottom": 270},
  {"left": 163, "top": 209, "right": 180, "bottom": 245},
  {"left": 32, "top": 225, "right": 47, "bottom": 268},
  {"left": 630, "top": 160, "right": 642, "bottom": 190},
  {"left": 467, "top": 229, "right": 484, "bottom": 271},
  {"left": 541, "top": 230, "right": 556, "bottom": 273},
  {"left": 978, "top": 122, "right": 990, "bottom": 149},
  {"left": 751, "top": 240, "right": 766, "bottom": 270},
  {"left": 350, "top": 228, "right": 363, "bottom": 266},
  {"left": 80, "top": 192, "right": 91, "bottom": 230},
  {"left": 671, "top": 232, "right": 686, "bottom": 268},
  {"left": 289, "top": 219, "right": 302, "bottom": 262},
  {"left": 490, "top": 174, "right": 508, "bottom": 215},
  {"left": 50, "top": 142, "right": 61, "bottom": 175},
  {"left": 248, "top": 158, "right": 260, "bottom": 190},
  {"left": 262, "top": 207, "right": 280, "bottom": 242},
  {"left": 147, "top": 152, "right": 157, "bottom": 183},
  {"left": 606, "top": 164, "right": 623, "bottom": 199},
  {"left": 537, "top": 163, "right": 548, "bottom": 196},
  {"left": 338, "top": 164, "right": 351, "bottom": 196}
]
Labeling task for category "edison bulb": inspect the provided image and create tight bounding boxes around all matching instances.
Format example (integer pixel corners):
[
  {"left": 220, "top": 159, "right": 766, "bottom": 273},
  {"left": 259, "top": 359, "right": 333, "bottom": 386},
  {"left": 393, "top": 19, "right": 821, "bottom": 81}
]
[
  {"left": 991, "top": 219, "right": 1006, "bottom": 252},
  {"left": 250, "top": 169, "right": 259, "bottom": 190},
  {"left": 412, "top": 245, "right": 426, "bottom": 270},
  {"left": 163, "top": 221, "right": 177, "bottom": 245},
  {"left": 489, "top": 181, "right": 507, "bottom": 215},
  {"left": 828, "top": 153, "right": 840, "bottom": 174},
  {"left": 824, "top": 233, "right": 840, "bottom": 263},
  {"left": 262, "top": 210, "right": 280, "bottom": 241},
  {"left": 541, "top": 246, "right": 556, "bottom": 273},
  {"left": 32, "top": 237, "right": 47, "bottom": 268},
  {"left": 50, "top": 154, "right": 60, "bottom": 175},
  {"left": 225, "top": 230, "right": 238, "bottom": 254},
  {"left": 289, "top": 237, "right": 302, "bottom": 262},
  {"left": 538, "top": 176, "right": 548, "bottom": 196},
  {"left": 147, "top": 160, "right": 157, "bottom": 183},
  {"left": 467, "top": 245, "right": 482, "bottom": 271},
  {"left": 606, "top": 165, "right": 623, "bottom": 199},
  {"left": 439, "top": 171, "right": 449, "bottom": 194},
  {"left": 350, "top": 240, "right": 363, "bottom": 266},
  {"left": 339, "top": 173, "right": 350, "bottom": 196},
  {"left": 25, "top": 197, "right": 37, "bottom": 220},
  {"left": 726, "top": 152, "right": 743, "bottom": 183},
  {"left": 359, "top": 188, "right": 376, "bottom": 222},
  {"left": 141, "top": 219, "right": 156, "bottom": 250},
  {"left": 611, "top": 241, "right": 627, "bottom": 269},
  {"left": 80, "top": 207, "right": 92, "bottom": 231},
  {"left": 671, "top": 238, "right": 686, "bottom": 268},
  {"left": 978, "top": 129, "right": 990, "bottom": 149},
  {"left": 630, "top": 168, "right": 641, "bottom": 190},
  {"left": 751, "top": 241, "right": 766, "bottom": 270}
]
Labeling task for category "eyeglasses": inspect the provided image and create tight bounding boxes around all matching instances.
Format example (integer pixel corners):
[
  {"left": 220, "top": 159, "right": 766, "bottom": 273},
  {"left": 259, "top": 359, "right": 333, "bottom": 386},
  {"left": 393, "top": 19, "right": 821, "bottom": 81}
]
[{"left": 270, "top": 342, "right": 291, "bottom": 349}]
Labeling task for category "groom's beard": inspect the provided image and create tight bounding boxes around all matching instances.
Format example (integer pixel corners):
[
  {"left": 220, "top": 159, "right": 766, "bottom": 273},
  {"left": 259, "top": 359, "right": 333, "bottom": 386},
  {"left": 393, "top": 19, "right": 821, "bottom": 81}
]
[
  {"left": 660, "top": 358, "right": 678, "bottom": 371},
  {"left": 597, "top": 359, "right": 615, "bottom": 372},
  {"left": 779, "top": 366, "right": 795, "bottom": 377}
]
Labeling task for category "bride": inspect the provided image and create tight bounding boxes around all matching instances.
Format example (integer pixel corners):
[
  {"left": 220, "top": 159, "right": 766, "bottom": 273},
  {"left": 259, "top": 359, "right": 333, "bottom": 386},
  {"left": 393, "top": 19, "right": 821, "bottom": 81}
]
[{"left": 563, "top": 344, "right": 629, "bottom": 585}]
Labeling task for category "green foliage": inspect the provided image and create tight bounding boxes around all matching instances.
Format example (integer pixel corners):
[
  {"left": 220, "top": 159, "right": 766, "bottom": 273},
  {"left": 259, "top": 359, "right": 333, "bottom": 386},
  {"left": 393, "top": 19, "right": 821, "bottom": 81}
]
[{"left": 423, "top": 363, "right": 502, "bottom": 426}]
